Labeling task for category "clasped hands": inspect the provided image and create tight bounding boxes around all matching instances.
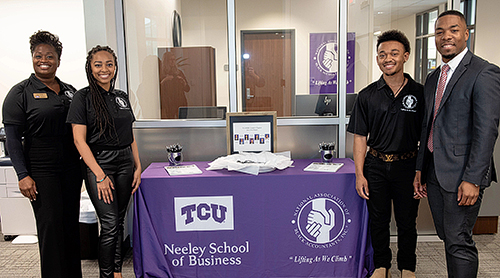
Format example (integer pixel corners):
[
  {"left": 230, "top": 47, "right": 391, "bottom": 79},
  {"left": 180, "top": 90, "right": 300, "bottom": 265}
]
[
  {"left": 306, "top": 208, "right": 335, "bottom": 242},
  {"left": 413, "top": 171, "right": 479, "bottom": 206}
]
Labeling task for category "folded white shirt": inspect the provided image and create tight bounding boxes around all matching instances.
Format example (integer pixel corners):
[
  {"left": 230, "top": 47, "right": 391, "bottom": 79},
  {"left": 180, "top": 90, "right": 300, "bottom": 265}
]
[{"left": 207, "top": 151, "right": 293, "bottom": 175}]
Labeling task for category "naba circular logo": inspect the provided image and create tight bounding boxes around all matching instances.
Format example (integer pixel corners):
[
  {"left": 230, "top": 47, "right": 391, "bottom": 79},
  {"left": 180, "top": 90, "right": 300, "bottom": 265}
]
[
  {"left": 313, "top": 41, "right": 338, "bottom": 76},
  {"left": 292, "top": 193, "right": 351, "bottom": 248},
  {"left": 64, "top": 90, "right": 74, "bottom": 99},
  {"left": 115, "top": 96, "right": 128, "bottom": 109},
  {"left": 402, "top": 95, "right": 417, "bottom": 110}
]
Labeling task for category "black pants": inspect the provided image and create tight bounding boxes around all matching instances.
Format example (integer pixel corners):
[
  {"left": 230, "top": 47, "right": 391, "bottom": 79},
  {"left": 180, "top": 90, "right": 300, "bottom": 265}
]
[
  {"left": 363, "top": 153, "right": 420, "bottom": 271},
  {"left": 28, "top": 137, "right": 83, "bottom": 278},
  {"left": 426, "top": 155, "right": 483, "bottom": 278},
  {"left": 84, "top": 147, "right": 134, "bottom": 278}
]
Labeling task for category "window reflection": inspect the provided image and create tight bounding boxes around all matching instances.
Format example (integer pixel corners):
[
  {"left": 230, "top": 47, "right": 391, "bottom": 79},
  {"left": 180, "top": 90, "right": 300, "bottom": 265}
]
[
  {"left": 415, "top": 8, "right": 441, "bottom": 83},
  {"left": 123, "top": 0, "right": 228, "bottom": 119},
  {"left": 159, "top": 50, "right": 191, "bottom": 119},
  {"left": 348, "top": 1, "right": 447, "bottom": 86},
  {"left": 158, "top": 47, "right": 216, "bottom": 119},
  {"left": 236, "top": 0, "right": 338, "bottom": 117},
  {"left": 122, "top": 0, "right": 465, "bottom": 120}
]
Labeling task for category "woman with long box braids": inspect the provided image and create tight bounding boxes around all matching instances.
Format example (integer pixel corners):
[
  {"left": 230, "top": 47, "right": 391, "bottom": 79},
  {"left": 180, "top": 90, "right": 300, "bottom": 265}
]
[{"left": 67, "top": 45, "right": 141, "bottom": 278}]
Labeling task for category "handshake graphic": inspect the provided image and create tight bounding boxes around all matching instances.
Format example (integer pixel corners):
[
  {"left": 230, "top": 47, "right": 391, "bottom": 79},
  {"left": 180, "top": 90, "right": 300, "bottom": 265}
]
[
  {"left": 322, "top": 43, "right": 337, "bottom": 72},
  {"left": 306, "top": 199, "right": 335, "bottom": 243}
]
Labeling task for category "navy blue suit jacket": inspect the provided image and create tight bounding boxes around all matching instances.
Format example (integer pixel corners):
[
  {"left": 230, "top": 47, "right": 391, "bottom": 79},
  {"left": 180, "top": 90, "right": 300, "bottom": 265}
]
[{"left": 416, "top": 51, "right": 500, "bottom": 192}]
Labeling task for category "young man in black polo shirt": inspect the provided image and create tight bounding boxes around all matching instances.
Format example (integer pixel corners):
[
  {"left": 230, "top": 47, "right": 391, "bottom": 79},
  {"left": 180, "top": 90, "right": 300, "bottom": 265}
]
[{"left": 347, "top": 30, "right": 424, "bottom": 278}]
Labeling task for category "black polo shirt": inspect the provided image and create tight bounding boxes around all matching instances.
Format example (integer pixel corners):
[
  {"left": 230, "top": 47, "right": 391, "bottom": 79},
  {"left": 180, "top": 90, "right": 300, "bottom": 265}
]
[
  {"left": 66, "top": 86, "right": 135, "bottom": 151},
  {"left": 347, "top": 73, "right": 424, "bottom": 154},
  {"left": 3, "top": 73, "right": 76, "bottom": 138}
]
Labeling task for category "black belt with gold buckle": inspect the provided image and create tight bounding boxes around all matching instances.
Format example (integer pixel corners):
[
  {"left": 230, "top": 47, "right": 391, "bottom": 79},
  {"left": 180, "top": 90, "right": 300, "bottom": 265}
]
[{"left": 368, "top": 148, "right": 417, "bottom": 162}]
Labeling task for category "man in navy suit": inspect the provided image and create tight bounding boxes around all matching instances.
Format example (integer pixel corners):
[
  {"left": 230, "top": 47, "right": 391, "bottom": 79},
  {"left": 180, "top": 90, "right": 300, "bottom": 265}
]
[{"left": 414, "top": 10, "right": 500, "bottom": 278}]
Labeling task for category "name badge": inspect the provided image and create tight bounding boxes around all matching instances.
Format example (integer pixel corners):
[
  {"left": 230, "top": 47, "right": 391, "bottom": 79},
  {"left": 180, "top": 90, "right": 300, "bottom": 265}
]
[{"left": 33, "top": 93, "right": 48, "bottom": 99}]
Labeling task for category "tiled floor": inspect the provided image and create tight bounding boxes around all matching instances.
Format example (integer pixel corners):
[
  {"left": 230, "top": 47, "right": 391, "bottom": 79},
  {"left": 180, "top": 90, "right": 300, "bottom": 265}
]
[
  {"left": 0, "top": 233, "right": 134, "bottom": 278},
  {"left": 389, "top": 228, "right": 500, "bottom": 278},
  {"left": 1, "top": 224, "right": 499, "bottom": 277}
]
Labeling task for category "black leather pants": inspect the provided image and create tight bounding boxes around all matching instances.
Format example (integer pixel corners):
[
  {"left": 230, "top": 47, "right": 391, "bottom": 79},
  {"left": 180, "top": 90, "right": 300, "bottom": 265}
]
[{"left": 84, "top": 147, "right": 134, "bottom": 278}]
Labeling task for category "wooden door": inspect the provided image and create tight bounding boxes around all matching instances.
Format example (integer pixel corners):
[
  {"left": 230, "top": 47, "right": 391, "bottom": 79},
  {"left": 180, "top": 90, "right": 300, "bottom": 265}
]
[{"left": 242, "top": 31, "right": 293, "bottom": 117}]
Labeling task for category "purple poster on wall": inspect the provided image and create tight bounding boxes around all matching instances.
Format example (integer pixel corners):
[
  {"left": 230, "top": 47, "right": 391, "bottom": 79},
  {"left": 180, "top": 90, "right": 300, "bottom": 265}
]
[{"left": 310, "top": 32, "right": 356, "bottom": 94}]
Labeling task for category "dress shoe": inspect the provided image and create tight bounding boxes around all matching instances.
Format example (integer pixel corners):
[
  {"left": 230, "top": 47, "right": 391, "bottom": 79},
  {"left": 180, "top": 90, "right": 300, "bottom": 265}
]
[
  {"left": 370, "top": 267, "right": 391, "bottom": 278},
  {"left": 401, "top": 269, "right": 415, "bottom": 278}
]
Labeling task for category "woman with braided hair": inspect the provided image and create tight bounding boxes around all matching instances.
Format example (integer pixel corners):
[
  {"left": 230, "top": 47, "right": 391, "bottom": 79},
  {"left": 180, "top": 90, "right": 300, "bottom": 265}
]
[{"left": 67, "top": 45, "right": 141, "bottom": 278}]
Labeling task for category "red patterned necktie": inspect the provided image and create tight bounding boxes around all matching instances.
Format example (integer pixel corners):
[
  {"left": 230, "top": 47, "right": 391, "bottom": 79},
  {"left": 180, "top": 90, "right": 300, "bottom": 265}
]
[{"left": 427, "top": 64, "right": 450, "bottom": 152}]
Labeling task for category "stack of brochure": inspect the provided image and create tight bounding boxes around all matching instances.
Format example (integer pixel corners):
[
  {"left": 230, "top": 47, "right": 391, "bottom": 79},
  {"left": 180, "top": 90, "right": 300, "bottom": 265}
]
[
  {"left": 164, "top": 164, "right": 203, "bottom": 176},
  {"left": 303, "top": 162, "right": 344, "bottom": 173}
]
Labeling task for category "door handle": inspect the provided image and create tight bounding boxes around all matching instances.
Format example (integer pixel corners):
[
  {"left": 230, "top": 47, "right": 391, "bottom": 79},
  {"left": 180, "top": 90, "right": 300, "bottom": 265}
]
[{"left": 246, "top": 88, "right": 254, "bottom": 100}]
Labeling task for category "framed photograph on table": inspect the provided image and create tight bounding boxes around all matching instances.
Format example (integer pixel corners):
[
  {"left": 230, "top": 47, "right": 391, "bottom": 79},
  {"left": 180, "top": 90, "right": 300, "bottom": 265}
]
[{"left": 226, "top": 111, "right": 277, "bottom": 155}]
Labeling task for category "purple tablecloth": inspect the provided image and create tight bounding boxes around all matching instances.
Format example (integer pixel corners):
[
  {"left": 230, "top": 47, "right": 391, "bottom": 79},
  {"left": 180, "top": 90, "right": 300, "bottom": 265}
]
[{"left": 134, "top": 158, "right": 373, "bottom": 278}]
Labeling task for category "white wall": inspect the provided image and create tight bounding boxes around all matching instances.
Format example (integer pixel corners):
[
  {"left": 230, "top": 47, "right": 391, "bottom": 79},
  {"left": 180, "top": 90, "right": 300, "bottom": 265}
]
[
  {"left": 475, "top": 0, "right": 500, "bottom": 66},
  {"left": 0, "top": 0, "right": 87, "bottom": 123},
  {"left": 475, "top": 0, "right": 500, "bottom": 216}
]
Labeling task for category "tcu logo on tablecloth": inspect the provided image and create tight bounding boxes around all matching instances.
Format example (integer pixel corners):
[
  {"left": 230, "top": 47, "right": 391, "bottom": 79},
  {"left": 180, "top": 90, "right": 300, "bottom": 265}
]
[
  {"left": 293, "top": 193, "right": 351, "bottom": 248},
  {"left": 174, "top": 196, "right": 234, "bottom": 232}
]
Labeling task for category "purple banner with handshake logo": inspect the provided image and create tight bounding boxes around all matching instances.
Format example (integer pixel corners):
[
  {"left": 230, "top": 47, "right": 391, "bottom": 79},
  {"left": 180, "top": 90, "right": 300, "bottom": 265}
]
[
  {"left": 310, "top": 32, "right": 356, "bottom": 95},
  {"left": 133, "top": 159, "right": 373, "bottom": 278}
]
